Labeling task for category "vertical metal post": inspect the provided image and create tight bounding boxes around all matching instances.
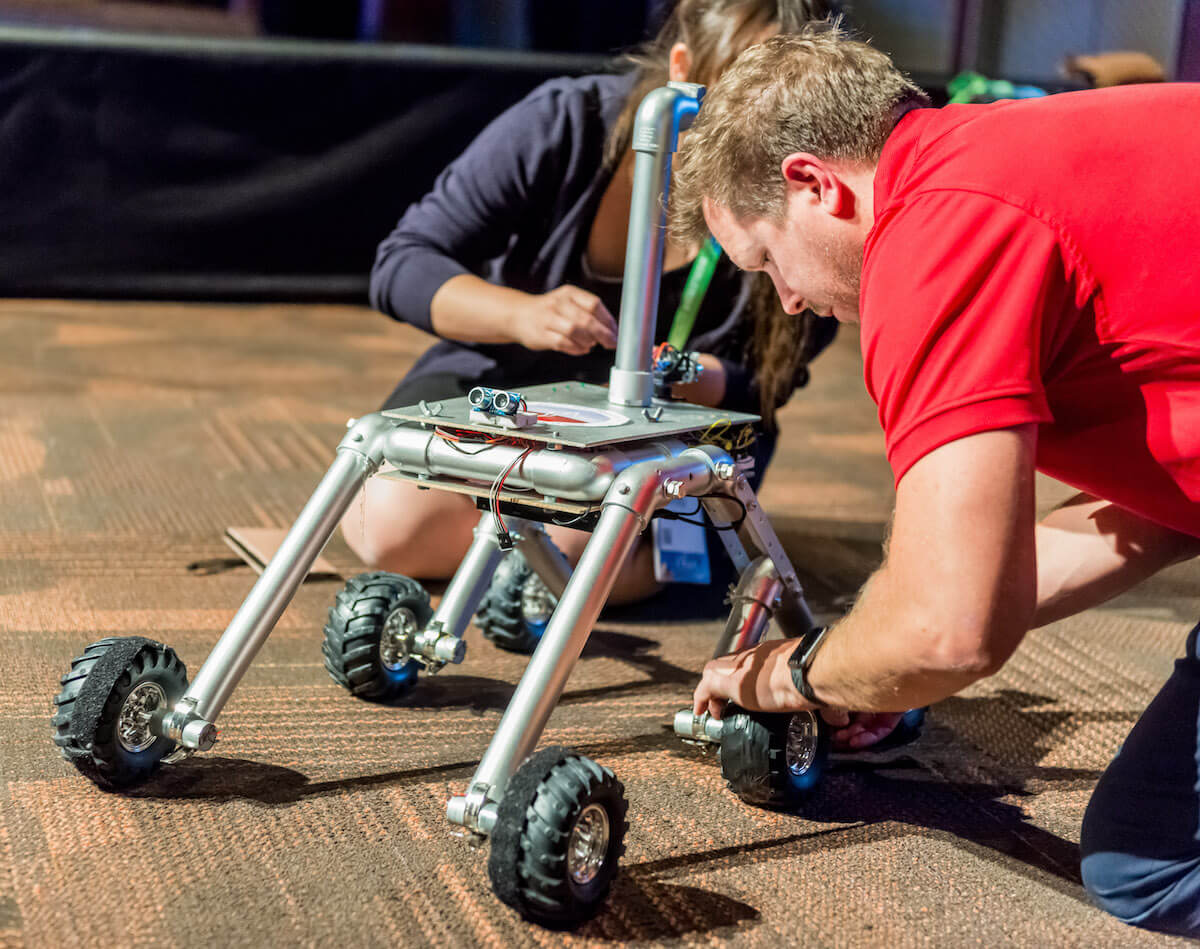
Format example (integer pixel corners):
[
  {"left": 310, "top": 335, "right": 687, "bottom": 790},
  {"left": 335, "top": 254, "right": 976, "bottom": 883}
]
[{"left": 609, "top": 82, "right": 704, "bottom": 407}]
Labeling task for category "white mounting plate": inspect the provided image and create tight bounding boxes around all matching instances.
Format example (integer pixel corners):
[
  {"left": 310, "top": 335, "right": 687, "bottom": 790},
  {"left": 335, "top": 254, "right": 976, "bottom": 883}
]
[{"left": 382, "top": 381, "right": 760, "bottom": 449}]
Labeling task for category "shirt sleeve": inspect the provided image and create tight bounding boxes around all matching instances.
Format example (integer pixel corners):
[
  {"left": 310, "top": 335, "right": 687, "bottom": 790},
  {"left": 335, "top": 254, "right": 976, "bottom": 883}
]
[
  {"left": 368, "top": 80, "right": 582, "bottom": 334},
  {"left": 860, "top": 190, "right": 1065, "bottom": 485}
]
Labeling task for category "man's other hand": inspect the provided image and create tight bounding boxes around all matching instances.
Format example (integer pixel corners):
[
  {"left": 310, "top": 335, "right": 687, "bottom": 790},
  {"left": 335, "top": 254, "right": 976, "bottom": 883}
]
[{"left": 821, "top": 710, "right": 905, "bottom": 749}]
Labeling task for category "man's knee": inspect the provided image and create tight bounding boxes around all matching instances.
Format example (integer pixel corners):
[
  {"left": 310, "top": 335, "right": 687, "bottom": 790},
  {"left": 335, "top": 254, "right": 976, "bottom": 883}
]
[
  {"left": 1080, "top": 847, "right": 1200, "bottom": 936},
  {"left": 1079, "top": 766, "right": 1200, "bottom": 936}
]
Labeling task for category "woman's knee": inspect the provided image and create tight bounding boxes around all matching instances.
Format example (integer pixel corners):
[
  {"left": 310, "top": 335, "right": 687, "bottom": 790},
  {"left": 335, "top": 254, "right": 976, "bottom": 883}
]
[{"left": 340, "top": 479, "right": 475, "bottom": 577}]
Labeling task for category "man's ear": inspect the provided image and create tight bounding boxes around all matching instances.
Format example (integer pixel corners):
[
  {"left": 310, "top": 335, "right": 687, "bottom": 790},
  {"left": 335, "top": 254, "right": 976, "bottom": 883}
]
[
  {"left": 668, "top": 42, "right": 692, "bottom": 83},
  {"left": 781, "top": 152, "right": 854, "bottom": 217}
]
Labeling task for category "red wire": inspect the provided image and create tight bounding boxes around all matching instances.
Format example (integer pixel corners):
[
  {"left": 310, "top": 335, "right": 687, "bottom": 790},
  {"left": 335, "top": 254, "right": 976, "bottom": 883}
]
[{"left": 492, "top": 445, "right": 534, "bottom": 537}]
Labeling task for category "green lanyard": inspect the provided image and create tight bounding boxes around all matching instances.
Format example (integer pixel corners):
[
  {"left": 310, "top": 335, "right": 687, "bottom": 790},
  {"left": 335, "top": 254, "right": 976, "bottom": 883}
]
[{"left": 666, "top": 235, "right": 722, "bottom": 350}]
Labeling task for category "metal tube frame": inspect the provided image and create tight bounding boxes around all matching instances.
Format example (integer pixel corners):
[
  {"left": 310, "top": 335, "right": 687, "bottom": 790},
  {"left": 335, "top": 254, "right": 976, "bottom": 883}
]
[
  {"left": 164, "top": 414, "right": 397, "bottom": 746},
  {"left": 514, "top": 522, "right": 573, "bottom": 599},
  {"left": 710, "top": 555, "right": 784, "bottom": 659},
  {"left": 426, "top": 513, "right": 519, "bottom": 641},
  {"left": 448, "top": 445, "right": 728, "bottom": 832},
  {"left": 151, "top": 82, "right": 826, "bottom": 853}
]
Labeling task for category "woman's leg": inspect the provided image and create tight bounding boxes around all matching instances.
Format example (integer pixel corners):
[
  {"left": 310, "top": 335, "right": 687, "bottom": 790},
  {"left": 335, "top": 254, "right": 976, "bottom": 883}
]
[
  {"left": 343, "top": 478, "right": 663, "bottom": 600},
  {"left": 1079, "top": 622, "right": 1200, "bottom": 936},
  {"left": 546, "top": 524, "right": 662, "bottom": 606},
  {"left": 341, "top": 474, "right": 480, "bottom": 579},
  {"left": 341, "top": 371, "right": 480, "bottom": 578}
]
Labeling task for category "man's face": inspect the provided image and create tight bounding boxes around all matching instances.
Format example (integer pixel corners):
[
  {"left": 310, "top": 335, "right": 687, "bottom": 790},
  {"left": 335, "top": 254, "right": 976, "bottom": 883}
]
[{"left": 704, "top": 194, "right": 865, "bottom": 324}]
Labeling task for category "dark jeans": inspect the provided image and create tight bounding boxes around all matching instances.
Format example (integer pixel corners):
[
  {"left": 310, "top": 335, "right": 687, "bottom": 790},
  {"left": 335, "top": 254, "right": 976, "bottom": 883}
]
[{"left": 1080, "top": 622, "right": 1200, "bottom": 935}]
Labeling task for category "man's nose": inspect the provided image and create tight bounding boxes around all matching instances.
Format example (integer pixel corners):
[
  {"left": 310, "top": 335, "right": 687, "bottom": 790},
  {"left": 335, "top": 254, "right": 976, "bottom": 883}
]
[
  {"left": 768, "top": 274, "right": 805, "bottom": 315},
  {"left": 782, "top": 294, "right": 807, "bottom": 315}
]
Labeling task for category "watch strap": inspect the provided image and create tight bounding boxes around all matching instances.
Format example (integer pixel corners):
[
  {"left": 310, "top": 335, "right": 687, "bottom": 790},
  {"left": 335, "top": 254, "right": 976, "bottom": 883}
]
[{"left": 787, "top": 625, "right": 830, "bottom": 706}]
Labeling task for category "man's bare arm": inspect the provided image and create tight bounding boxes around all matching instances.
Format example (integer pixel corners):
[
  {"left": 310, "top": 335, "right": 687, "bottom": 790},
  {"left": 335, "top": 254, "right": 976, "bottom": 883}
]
[
  {"left": 693, "top": 426, "right": 1200, "bottom": 720},
  {"left": 1034, "top": 493, "right": 1200, "bottom": 627},
  {"left": 801, "top": 425, "right": 1039, "bottom": 711},
  {"left": 694, "top": 425, "right": 1040, "bottom": 716}
]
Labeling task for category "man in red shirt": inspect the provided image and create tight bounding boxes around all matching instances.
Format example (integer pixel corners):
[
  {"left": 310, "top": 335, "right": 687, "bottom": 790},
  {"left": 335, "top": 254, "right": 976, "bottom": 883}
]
[{"left": 671, "top": 25, "right": 1200, "bottom": 936}]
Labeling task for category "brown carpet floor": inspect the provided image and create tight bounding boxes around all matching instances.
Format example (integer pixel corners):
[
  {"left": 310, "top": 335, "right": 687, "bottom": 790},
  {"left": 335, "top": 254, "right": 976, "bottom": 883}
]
[{"left": 0, "top": 299, "right": 1195, "bottom": 947}]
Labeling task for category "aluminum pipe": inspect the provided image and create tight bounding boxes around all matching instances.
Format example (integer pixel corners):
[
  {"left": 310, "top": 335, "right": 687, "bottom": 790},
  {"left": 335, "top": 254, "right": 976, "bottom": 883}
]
[{"left": 609, "top": 82, "right": 704, "bottom": 407}]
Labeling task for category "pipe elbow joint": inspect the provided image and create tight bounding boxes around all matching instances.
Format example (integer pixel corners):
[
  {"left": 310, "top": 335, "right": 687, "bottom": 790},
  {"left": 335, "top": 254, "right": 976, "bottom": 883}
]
[{"left": 337, "top": 412, "right": 397, "bottom": 467}]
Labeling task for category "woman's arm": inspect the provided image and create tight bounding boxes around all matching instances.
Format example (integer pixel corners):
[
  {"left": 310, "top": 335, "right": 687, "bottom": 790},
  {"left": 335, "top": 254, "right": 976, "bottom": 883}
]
[
  {"left": 429, "top": 275, "right": 616, "bottom": 355},
  {"left": 669, "top": 352, "right": 727, "bottom": 406},
  {"left": 369, "top": 78, "right": 612, "bottom": 352}
]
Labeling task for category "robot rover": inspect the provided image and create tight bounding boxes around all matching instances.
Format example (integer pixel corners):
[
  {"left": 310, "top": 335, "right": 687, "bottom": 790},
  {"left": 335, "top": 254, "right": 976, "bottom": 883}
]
[{"left": 49, "top": 82, "right": 911, "bottom": 926}]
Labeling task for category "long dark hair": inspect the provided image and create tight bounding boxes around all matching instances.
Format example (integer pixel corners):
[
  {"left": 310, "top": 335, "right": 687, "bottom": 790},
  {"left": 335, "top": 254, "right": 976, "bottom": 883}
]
[{"left": 607, "top": 0, "right": 843, "bottom": 427}]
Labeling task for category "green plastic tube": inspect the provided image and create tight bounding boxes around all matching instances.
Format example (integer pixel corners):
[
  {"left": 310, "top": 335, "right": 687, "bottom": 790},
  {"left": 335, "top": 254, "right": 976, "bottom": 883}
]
[{"left": 667, "top": 236, "right": 722, "bottom": 350}]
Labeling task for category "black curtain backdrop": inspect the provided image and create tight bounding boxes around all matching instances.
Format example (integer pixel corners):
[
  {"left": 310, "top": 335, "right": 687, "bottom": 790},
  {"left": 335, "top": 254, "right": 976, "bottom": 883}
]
[{"left": 0, "top": 28, "right": 608, "bottom": 301}]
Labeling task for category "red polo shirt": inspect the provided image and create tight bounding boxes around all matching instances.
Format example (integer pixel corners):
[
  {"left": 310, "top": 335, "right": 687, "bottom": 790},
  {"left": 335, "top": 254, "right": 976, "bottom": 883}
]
[{"left": 860, "top": 84, "right": 1200, "bottom": 537}]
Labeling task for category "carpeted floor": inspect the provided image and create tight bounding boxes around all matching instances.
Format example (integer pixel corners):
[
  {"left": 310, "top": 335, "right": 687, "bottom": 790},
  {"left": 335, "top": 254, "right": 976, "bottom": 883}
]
[{"left": 0, "top": 299, "right": 1194, "bottom": 947}]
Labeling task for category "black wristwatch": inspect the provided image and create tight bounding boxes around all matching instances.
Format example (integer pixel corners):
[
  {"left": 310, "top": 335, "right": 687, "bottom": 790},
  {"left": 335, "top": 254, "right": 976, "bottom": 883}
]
[{"left": 787, "top": 625, "right": 830, "bottom": 707}]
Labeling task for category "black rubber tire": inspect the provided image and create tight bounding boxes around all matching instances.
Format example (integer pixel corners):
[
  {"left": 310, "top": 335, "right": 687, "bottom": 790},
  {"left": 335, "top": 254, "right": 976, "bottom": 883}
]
[
  {"left": 488, "top": 746, "right": 628, "bottom": 927},
  {"left": 322, "top": 571, "right": 431, "bottom": 701},
  {"left": 475, "top": 550, "right": 560, "bottom": 655},
  {"left": 51, "top": 637, "right": 187, "bottom": 789},
  {"left": 719, "top": 706, "right": 830, "bottom": 810}
]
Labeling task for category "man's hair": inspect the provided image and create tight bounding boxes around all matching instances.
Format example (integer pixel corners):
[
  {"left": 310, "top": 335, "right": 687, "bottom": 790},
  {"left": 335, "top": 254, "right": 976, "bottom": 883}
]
[{"left": 671, "top": 23, "right": 929, "bottom": 245}]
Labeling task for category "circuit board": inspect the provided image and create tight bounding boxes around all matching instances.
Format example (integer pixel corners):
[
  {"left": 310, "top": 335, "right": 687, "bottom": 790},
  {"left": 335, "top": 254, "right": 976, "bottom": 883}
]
[{"left": 381, "top": 381, "right": 760, "bottom": 449}]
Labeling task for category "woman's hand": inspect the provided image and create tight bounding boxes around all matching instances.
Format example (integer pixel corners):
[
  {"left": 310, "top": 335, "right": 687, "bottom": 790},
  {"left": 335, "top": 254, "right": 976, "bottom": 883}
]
[
  {"left": 429, "top": 276, "right": 617, "bottom": 354},
  {"left": 512, "top": 285, "right": 618, "bottom": 356},
  {"left": 671, "top": 353, "right": 727, "bottom": 407}
]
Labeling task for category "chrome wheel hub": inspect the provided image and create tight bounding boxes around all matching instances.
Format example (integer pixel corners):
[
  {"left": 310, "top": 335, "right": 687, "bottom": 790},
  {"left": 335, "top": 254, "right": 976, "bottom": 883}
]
[
  {"left": 785, "top": 711, "right": 819, "bottom": 775},
  {"left": 117, "top": 682, "right": 166, "bottom": 753},
  {"left": 380, "top": 606, "right": 417, "bottom": 670},
  {"left": 567, "top": 803, "right": 610, "bottom": 886},
  {"left": 520, "top": 574, "right": 556, "bottom": 624}
]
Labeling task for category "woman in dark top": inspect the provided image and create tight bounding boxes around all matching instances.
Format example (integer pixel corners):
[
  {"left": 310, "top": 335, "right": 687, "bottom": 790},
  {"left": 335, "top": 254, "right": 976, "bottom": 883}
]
[{"left": 346, "top": 0, "right": 839, "bottom": 601}]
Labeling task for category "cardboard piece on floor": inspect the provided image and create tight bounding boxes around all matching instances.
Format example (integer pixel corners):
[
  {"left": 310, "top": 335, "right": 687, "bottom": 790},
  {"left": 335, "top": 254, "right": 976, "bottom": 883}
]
[{"left": 223, "top": 527, "right": 340, "bottom": 579}]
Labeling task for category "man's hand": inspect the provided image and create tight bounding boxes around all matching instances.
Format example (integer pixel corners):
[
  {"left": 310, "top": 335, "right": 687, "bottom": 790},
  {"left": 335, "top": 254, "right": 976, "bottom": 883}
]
[
  {"left": 822, "top": 710, "right": 905, "bottom": 749},
  {"left": 692, "top": 642, "right": 906, "bottom": 749},
  {"left": 511, "top": 285, "right": 618, "bottom": 355},
  {"left": 692, "top": 638, "right": 811, "bottom": 719}
]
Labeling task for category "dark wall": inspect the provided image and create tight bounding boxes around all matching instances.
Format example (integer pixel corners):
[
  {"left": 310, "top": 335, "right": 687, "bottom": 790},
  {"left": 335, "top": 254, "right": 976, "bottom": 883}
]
[{"left": 0, "top": 29, "right": 608, "bottom": 300}]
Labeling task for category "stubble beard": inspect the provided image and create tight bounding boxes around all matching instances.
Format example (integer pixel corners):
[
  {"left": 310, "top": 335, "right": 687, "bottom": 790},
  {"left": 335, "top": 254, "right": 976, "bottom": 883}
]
[{"left": 829, "top": 235, "right": 864, "bottom": 319}]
